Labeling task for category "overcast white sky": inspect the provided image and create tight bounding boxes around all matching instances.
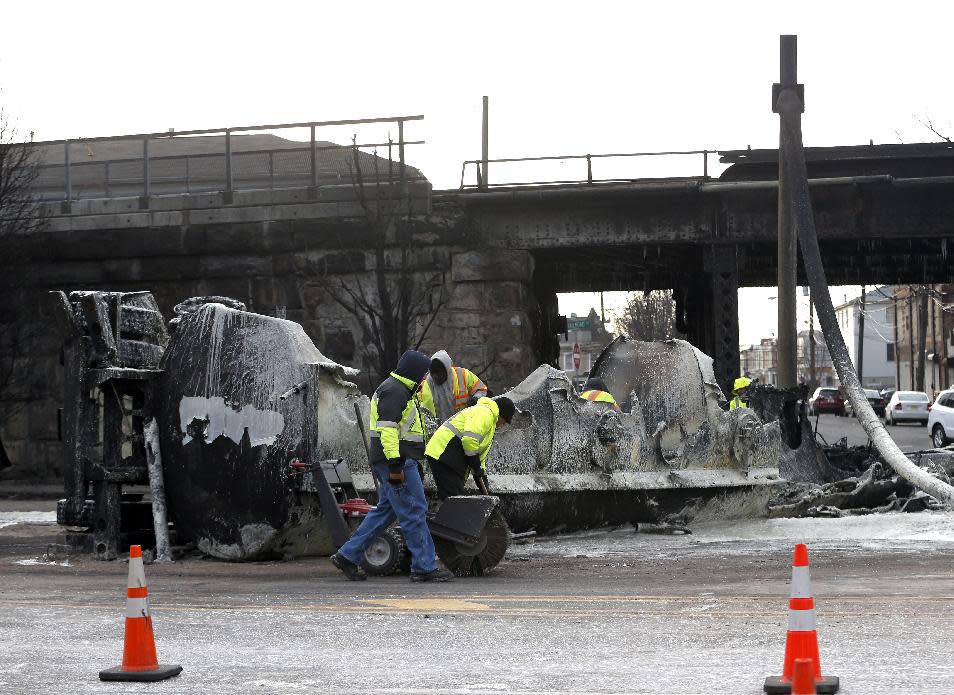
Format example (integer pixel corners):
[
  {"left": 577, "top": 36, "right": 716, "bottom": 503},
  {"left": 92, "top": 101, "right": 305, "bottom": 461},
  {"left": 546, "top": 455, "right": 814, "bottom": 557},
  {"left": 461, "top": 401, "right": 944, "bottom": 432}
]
[{"left": 2, "top": 1, "right": 950, "bottom": 346}]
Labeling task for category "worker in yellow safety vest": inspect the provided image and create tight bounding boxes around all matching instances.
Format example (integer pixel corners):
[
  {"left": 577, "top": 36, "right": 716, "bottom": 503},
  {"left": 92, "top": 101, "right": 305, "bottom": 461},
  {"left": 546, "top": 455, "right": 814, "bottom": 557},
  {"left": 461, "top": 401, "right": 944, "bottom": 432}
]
[
  {"left": 418, "top": 350, "right": 489, "bottom": 423},
  {"left": 579, "top": 377, "right": 621, "bottom": 411},
  {"left": 424, "top": 396, "right": 515, "bottom": 499},
  {"left": 332, "top": 350, "right": 453, "bottom": 583},
  {"left": 730, "top": 376, "right": 752, "bottom": 410}
]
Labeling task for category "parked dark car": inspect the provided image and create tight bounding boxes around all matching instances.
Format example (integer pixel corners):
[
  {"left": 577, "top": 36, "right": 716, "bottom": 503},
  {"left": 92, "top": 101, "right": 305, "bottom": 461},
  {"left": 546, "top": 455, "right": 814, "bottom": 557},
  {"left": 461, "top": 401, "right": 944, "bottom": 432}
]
[
  {"left": 845, "top": 388, "right": 886, "bottom": 417},
  {"left": 809, "top": 387, "right": 845, "bottom": 415}
]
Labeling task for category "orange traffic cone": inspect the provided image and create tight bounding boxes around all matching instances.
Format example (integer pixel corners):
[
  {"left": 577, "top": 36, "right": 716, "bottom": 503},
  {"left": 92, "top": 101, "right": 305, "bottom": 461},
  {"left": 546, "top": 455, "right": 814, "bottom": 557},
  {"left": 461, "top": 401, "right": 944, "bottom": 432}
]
[
  {"left": 99, "top": 545, "right": 182, "bottom": 682},
  {"left": 764, "top": 544, "right": 839, "bottom": 694},
  {"left": 791, "top": 658, "right": 817, "bottom": 695}
]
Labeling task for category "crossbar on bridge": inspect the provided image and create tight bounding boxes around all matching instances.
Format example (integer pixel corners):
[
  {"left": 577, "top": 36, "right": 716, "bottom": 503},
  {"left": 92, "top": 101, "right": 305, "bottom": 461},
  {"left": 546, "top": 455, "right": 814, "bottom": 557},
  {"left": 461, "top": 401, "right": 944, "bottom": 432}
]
[{"left": 29, "top": 115, "right": 425, "bottom": 147}]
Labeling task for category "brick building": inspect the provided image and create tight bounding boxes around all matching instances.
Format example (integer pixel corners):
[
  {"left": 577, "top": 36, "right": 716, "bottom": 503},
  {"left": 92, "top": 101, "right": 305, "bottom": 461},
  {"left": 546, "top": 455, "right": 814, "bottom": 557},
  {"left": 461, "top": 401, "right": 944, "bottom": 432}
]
[{"left": 894, "top": 284, "right": 954, "bottom": 397}]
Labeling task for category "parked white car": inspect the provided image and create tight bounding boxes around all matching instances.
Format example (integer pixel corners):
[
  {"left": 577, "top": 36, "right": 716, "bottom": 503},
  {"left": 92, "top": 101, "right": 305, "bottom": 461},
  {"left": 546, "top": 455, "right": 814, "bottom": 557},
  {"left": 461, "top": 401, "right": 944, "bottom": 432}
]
[
  {"left": 884, "top": 390, "right": 931, "bottom": 426},
  {"left": 928, "top": 389, "right": 954, "bottom": 447}
]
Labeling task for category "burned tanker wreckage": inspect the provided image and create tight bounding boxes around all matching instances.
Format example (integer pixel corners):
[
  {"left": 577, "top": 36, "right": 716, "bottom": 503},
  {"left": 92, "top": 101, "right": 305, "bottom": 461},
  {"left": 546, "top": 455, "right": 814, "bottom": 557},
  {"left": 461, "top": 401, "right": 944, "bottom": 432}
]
[
  {"left": 745, "top": 383, "right": 954, "bottom": 519},
  {"left": 50, "top": 291, "right": 950, "bottom": 565}
]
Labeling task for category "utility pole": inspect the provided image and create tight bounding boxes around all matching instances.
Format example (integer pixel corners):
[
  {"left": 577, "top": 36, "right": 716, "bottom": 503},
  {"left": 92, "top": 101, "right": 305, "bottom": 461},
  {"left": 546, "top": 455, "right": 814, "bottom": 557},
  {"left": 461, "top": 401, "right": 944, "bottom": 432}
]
[
  {"left": 908, "top": 290, "right": 915, "bottom": 389},
  {"left": 481, "top": 96, "right": 489, "bottom": 190},
  {"left": 916, "top": 285, "right": 929, "bottom": 392},
  {"left": 857, "top": 285, "right": 865, "bottom": 388},
  {"left": 930, "top": 285, "right": 938, "bottom": 395},
  {"left": 809, "top": 297, "right": 817, "bottom": 390},
  {"left": 774, "top": 35, "right": 800, "bottom": 389},
  {"left": 893, "top": 290, "right": 900, "bottom": 388}
]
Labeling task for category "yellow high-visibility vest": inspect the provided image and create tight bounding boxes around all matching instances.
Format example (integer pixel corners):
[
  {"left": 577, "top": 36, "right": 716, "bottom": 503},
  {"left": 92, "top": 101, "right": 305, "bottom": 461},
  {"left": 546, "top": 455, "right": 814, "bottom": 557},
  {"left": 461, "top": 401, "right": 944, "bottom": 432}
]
[
  {"left": 580, "top": 389, "right": 620, "bottom": 410},
  {"left": 369, "top": 372, "right": 425, "bottom": 462},
  {"left": 419, "top": 366, "right": 488, "bottom": 417},
  {"left": 424, "top": 397, "right": 499, "bottom": 471}
]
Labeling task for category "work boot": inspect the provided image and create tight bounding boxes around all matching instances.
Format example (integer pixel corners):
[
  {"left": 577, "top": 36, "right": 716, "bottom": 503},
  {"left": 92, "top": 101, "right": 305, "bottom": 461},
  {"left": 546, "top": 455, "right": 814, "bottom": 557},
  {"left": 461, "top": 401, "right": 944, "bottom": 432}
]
[
  {"left": 410, "top": 567, "right": 455, "bottom": 583},
  {"left": 331, "top": 553, "right": 367, "bottom": 581}
]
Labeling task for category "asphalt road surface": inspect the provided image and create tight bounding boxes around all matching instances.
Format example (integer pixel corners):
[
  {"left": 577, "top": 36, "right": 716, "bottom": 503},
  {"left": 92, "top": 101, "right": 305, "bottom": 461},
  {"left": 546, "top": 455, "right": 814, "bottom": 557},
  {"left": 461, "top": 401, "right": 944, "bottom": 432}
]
[
  {"left": 811, "top": 413, "right": 933, "bottom": 450},
  {"left": 0, "top": 413, "right": 947, "bottom": 694},
  {"left": 2, "top": 507, "right": 954, "bottom": 694}
]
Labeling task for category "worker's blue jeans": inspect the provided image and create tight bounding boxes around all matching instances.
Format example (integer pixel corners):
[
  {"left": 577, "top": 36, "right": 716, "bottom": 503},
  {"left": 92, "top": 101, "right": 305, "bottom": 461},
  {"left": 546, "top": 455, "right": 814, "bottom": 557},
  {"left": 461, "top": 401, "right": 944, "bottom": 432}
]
[{"left": 337, "top": 458, "right": 437, "bottom": 574}]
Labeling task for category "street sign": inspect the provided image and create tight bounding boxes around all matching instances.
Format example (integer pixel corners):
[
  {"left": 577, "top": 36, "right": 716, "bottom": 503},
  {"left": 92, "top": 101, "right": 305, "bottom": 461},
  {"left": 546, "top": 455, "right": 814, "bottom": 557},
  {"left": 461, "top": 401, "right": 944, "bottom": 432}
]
[{"left": 567, "top": 317, "right": 591, "bottom": 331}]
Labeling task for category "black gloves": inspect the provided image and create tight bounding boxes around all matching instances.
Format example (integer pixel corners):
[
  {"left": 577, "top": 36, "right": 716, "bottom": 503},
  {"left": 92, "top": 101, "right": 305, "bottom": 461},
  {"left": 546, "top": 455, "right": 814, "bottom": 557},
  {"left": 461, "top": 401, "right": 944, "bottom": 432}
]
[{"left": 468, "top": 457, "right": 489, "bottom": 494}]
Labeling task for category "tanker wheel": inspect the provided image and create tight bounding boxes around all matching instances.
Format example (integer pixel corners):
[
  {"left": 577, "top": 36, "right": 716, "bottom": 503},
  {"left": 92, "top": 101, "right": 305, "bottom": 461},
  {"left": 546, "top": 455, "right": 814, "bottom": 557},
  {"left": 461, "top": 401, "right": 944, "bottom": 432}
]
[
  {"left": 361, "top": 527, "right": 407, "bottom": 576},
  {"left": 435, "top": 507, "right": 511, "bottom": 577}
]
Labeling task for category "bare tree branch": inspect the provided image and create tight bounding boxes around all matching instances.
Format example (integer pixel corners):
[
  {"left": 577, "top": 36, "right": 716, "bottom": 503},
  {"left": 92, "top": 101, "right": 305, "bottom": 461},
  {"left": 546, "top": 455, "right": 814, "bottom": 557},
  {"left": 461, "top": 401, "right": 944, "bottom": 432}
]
[
  {"left": 614, "top": 290, "right": 679, "bottom": 341},
  {"left": 0, "top": 109, "right": 44, "bottom": 467},
  {"left": 918, "top": 115, "right": 952, "bottom": 143},
  {"left": 411, "top": 275, "right": 447, "bottom": 350},
  {"left": 310, "top": 141, "right": 445, "bottom": 384}
]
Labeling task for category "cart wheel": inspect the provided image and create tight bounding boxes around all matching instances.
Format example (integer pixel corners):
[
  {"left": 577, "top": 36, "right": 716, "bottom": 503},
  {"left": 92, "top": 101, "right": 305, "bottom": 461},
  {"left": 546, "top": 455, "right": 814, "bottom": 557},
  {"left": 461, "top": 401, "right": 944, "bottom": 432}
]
[
  {"left": 361, "top": 527, "right": 406, "bottom": 576},
  {"left": 435, "top": 507, "right": 511, "bottom": 577}
]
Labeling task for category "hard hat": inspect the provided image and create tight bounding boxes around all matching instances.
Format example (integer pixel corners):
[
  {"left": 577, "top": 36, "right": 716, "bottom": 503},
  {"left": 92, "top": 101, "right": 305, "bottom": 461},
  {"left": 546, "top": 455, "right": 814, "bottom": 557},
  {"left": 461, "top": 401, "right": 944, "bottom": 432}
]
[
  {"left": 584, "top": 377, "right": 608, "bottom": 392},
  {"left": 733, "top": 376, "right": 752, "bottom": 393}
]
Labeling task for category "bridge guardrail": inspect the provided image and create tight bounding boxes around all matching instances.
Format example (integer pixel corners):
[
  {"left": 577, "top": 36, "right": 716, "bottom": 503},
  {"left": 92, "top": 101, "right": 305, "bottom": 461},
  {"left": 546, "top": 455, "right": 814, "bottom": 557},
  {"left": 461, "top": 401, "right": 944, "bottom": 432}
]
[
  {"left": 459, "top": 148, "right": 715, "bottom": 190},
  {"left": 28, "top": 115, "right": 425, "bottom": 204}
]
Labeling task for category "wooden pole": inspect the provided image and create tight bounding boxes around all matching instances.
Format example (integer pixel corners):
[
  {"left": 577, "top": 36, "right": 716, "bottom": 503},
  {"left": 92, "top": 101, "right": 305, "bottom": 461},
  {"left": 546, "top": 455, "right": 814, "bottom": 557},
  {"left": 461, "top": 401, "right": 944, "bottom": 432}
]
[{"left": 775, "top": 35, "right": 799, "bottom": 388}]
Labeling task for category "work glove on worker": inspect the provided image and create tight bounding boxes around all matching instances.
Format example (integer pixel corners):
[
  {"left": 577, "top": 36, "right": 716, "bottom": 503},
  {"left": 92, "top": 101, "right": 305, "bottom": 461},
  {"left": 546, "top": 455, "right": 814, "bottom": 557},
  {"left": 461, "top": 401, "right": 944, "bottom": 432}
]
[
  {"left": 467, "top": 457, "right": 490, "bottom": 494},
  {"left": 387, "top": 458, "right": 405, "bottom": 486},
  {"left": 474, "top": 472, "right": 491, "bottom": 495}
]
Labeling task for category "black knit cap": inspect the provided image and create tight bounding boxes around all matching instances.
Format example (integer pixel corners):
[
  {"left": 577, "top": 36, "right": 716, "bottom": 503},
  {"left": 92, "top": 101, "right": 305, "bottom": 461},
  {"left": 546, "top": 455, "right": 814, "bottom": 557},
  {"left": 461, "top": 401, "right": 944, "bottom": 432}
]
[
  {"left": 394, "top": 350, "right": 431, "bottom": 384},
  {"left": 584, "top": 377, "right": 608, "bottom": 392},
  {"left": 493, "top": 396, "right": 516, "bottom": 423}
]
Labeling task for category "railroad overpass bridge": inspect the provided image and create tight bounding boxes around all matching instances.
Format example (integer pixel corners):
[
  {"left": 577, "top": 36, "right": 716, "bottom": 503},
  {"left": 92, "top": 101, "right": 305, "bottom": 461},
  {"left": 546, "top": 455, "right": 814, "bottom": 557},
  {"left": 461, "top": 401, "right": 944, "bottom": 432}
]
[
  {"left": 6, "top": 126, "right": 954, "bottom": 476},
  {"left": 455, "top": 142, "right": 954, "bottom": 389}
]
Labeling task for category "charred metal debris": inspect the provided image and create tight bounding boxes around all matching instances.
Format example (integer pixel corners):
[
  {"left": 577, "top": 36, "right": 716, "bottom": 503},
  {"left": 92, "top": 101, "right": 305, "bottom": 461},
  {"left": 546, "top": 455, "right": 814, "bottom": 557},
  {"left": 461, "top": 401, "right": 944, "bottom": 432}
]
[
  {"left": 746, "top": 382, "right": 954, "bottom": 518},
  {"left": 50, "top": 290, "right": 168, "bottom": 560}
]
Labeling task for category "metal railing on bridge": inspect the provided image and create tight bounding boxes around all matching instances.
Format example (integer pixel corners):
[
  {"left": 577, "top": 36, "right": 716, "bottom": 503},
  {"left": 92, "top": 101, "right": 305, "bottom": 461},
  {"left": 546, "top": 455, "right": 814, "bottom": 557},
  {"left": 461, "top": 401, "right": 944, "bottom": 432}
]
[
  {"left": 459, "top": 148, "right": 716, "bottom": 189},
  {"left": 30, "top": 115, "right": 425, "bottom": 204}
]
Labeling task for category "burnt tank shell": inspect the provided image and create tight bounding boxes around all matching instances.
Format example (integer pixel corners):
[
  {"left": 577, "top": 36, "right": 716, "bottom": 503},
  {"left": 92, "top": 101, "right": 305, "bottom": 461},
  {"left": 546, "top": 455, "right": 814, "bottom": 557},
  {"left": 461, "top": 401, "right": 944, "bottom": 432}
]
[{"left": 156, "top": 303, "right": 362, "bottom": 560}]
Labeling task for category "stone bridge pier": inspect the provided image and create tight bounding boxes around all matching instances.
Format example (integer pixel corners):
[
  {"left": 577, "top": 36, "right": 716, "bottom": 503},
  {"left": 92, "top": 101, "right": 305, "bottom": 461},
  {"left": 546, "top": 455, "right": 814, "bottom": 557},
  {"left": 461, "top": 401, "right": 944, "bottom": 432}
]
[{"left": 442, "top": 248, "right": 539, "bottom": 390}]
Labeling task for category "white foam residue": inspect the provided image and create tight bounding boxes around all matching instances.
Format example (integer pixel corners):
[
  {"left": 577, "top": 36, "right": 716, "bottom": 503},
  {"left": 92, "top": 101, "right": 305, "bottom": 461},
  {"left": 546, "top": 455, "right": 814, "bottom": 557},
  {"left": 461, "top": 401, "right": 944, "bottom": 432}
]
[
  {"left": 0, "top": 511, "right": 57, "bottom": 529},
  {"left": 179, "top": 395, "right": 285, "bottom": 447},
  {"left": 690, "top": 511, "right": 954, "bottom": 544},
  {"left": 528, "top": 511, "right": 954, "bottom": 559},
  {"left": 196, "top": 523, "right": 276, "bottom": 560},
  {"left": 15, "top": 558, "right": 71, "bottom": 567}
]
